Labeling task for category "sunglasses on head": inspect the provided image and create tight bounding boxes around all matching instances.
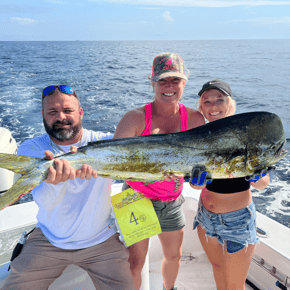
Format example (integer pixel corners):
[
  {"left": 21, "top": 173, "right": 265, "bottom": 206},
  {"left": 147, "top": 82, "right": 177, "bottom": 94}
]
[{"left": 42, "top": 85, "right": 75, "bottom": 99}]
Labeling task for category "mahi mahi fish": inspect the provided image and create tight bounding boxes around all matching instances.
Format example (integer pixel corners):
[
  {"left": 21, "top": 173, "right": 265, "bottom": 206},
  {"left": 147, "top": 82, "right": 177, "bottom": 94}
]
[{"left": 0, "top": 111, "right": 287, "bottom": 210}]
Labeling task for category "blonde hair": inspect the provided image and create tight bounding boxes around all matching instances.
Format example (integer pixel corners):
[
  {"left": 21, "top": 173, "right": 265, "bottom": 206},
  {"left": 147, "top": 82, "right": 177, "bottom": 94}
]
[{"left": 196, "top": 94, "right": 236, "bottom": 118}]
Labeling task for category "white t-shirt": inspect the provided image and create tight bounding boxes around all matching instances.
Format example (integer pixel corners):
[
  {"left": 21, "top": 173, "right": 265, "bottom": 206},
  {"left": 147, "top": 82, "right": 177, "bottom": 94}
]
[{"left": 17, "top": 129, "right": 117, "bottom": 250}]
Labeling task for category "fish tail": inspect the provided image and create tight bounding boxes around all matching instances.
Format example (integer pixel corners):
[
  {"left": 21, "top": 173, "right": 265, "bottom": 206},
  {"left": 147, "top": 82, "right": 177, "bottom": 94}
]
[
  {"left": 0, "top": 153, "right": 41, "bottom": 174},
  {"left": 0, "top": 153, "right": 44, "bottom": 210},
  {"left": 0, "top": 176, "right": 38, "bottom": 210}
]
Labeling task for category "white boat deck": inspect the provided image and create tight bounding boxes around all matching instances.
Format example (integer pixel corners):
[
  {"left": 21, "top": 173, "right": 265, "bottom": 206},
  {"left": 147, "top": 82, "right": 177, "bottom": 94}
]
[
  {"left": 149, "top": 259, "right": 254, "bottom": 289},
  {"left": 1, "top": 183, "right": 290, "bottom": 290},
  {"left": 149, "top": 254, "right": 216, "bottom": 290}
]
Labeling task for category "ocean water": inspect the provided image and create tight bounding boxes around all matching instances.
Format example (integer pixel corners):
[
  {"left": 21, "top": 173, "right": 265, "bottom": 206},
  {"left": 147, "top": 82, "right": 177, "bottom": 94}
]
[{"left": 0, "top": 40, "right": 289, "bottom": 228}]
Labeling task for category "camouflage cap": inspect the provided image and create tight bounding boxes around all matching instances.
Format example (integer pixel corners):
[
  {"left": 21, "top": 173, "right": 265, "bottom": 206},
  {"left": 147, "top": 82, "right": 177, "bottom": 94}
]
[{"left": 151, "top": 53, "right": 188, "bottom": 82}]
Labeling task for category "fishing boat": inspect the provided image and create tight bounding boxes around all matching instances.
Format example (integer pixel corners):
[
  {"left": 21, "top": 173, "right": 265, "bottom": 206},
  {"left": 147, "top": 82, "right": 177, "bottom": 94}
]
[{"left": 0, "top": 128, "right": 289, "bottom": 290}]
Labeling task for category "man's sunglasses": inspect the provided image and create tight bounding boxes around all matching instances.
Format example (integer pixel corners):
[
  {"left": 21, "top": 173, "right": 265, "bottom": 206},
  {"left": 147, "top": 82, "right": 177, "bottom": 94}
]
[{"left": 42, "top": 85, "right": 75, "bottom": 99}]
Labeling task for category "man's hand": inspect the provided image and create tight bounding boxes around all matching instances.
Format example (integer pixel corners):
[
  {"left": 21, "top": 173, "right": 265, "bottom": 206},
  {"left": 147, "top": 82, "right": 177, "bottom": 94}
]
[
  {"left": 44, "top": 149, "right": 97, "bottom": 185},
  {"left": 71, "top": 146, "right": 98, "bottom": 180},
  {"left": 75, "top": 164, "right": 98, "bottom": 180},
  {"left": 44, "top": 150, "right": 76, "bottom": 184}
]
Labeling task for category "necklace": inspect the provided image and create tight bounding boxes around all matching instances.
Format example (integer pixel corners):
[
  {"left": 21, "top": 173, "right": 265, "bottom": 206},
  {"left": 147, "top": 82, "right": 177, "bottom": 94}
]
[{"left": 49, "top": 134, "right": 83, "bottom": 156}]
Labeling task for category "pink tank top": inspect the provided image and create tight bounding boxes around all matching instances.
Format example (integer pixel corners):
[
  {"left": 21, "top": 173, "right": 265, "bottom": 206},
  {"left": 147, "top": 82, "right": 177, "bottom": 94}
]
[{"left": 127, "top": 103, "right": 187, "bottom": 201}]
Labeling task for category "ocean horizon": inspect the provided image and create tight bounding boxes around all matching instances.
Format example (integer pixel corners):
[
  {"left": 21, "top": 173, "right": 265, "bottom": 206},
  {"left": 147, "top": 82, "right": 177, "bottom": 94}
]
[{"left": 0, "top": 39, "right": 289, "bottom": 228}]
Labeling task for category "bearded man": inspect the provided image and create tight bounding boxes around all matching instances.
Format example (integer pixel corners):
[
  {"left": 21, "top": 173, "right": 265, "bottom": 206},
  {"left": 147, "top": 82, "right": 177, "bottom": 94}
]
[{"left": 3, "top": 85, "right": 134, "bottom": 290}]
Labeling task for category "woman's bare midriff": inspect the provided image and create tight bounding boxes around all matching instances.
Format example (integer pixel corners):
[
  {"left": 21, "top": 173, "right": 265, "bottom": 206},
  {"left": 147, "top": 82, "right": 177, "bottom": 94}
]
[{"left": 200, "top": 188, "right": 252, "bottom": 214}]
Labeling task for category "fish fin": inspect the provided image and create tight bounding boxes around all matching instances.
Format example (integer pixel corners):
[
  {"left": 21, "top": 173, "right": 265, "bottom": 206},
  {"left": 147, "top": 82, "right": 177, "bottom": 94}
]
[
  {"left": 0, "top": 153, "right": 41, "bottom": 174},
  {"left": 223, "top": 150, "right": 246, "bottom": 163},
  {"left": 216, "top": 152, "right": 247, "bottom": 177},
  {"left": 217, "top": 150, "right": 246, "bottom": 168},
  {"left": 0, "top": 176, "right": 37, "bottom": 210}
]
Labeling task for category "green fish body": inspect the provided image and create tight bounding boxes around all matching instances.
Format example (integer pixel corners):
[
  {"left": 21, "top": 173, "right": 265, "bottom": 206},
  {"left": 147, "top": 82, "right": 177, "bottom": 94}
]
[{"left": 0, "top": 111, "right": 287, "bottom": 210}]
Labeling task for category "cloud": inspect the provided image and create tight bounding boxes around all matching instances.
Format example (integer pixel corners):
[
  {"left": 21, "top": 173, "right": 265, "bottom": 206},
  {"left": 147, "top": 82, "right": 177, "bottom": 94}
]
[
  {"left": 99, "top": 0, "right": 290, "bottom": 7},
  {"left": 10, "top": 17, "right": 37, "bottom": 25},
  {"left": 162, "top": 11, "right": 174, "bottom": 22},
  {"left": 222, "top": 16, "right": 290, "bottom": 25}
]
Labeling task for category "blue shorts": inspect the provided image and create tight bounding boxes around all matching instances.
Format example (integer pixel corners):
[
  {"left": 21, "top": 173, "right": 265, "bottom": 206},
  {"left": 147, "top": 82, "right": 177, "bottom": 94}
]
[{"left": 193, "top": 201, "right": 259, "bottom": 254}]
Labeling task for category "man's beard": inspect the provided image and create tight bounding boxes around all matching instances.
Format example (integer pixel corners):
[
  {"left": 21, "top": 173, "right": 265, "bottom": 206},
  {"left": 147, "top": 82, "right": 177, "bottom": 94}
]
[{"left": 43, "top": 118, "right": 82, "bottom": 141}]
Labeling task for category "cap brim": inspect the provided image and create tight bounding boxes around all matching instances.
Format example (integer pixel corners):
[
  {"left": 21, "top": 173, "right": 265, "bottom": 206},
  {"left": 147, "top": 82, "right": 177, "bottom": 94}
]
[
  {"left": 152, "top": 72, "right": 188, "bottom": 82},
  {"left": 198, "top": 86, "right": 230, "bottom": 97}
]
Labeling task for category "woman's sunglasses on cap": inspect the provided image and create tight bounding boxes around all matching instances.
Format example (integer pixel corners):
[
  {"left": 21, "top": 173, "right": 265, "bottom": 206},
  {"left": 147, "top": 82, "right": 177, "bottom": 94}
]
[{"left": 42, "top": 85, "right": 75, "bottom": 98}]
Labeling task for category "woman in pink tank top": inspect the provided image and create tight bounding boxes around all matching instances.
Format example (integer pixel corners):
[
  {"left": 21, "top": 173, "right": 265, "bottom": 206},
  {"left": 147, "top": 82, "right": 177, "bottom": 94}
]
[{"left": 114, "top": 53, "right": 205, "bottom": 290}]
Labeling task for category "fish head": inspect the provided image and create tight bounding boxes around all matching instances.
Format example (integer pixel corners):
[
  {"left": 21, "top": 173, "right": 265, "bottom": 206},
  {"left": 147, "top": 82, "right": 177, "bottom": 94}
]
[
  {"left": 260, "top": 139, "right": 288, "bottom": 165},
  {"left": 246, "top": 112, "right": 288, "bottom": 171}
]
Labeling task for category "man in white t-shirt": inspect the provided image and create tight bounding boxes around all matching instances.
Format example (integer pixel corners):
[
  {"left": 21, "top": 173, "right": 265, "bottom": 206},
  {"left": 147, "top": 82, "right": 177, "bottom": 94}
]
[{"left": 3, "top": 85, "right": 134, "bottom": 290}]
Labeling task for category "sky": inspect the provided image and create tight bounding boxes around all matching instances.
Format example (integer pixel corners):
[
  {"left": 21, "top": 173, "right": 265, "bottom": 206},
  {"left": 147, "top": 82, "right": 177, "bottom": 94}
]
[{"left": 1, "top": 0, "right": 290, "bottom": 40}]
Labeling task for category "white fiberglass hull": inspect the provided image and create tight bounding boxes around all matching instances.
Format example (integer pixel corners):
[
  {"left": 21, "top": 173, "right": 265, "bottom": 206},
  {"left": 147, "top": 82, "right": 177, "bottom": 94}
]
[{"left": 0, "top": 183, "right": 289, "bottom": 290}]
